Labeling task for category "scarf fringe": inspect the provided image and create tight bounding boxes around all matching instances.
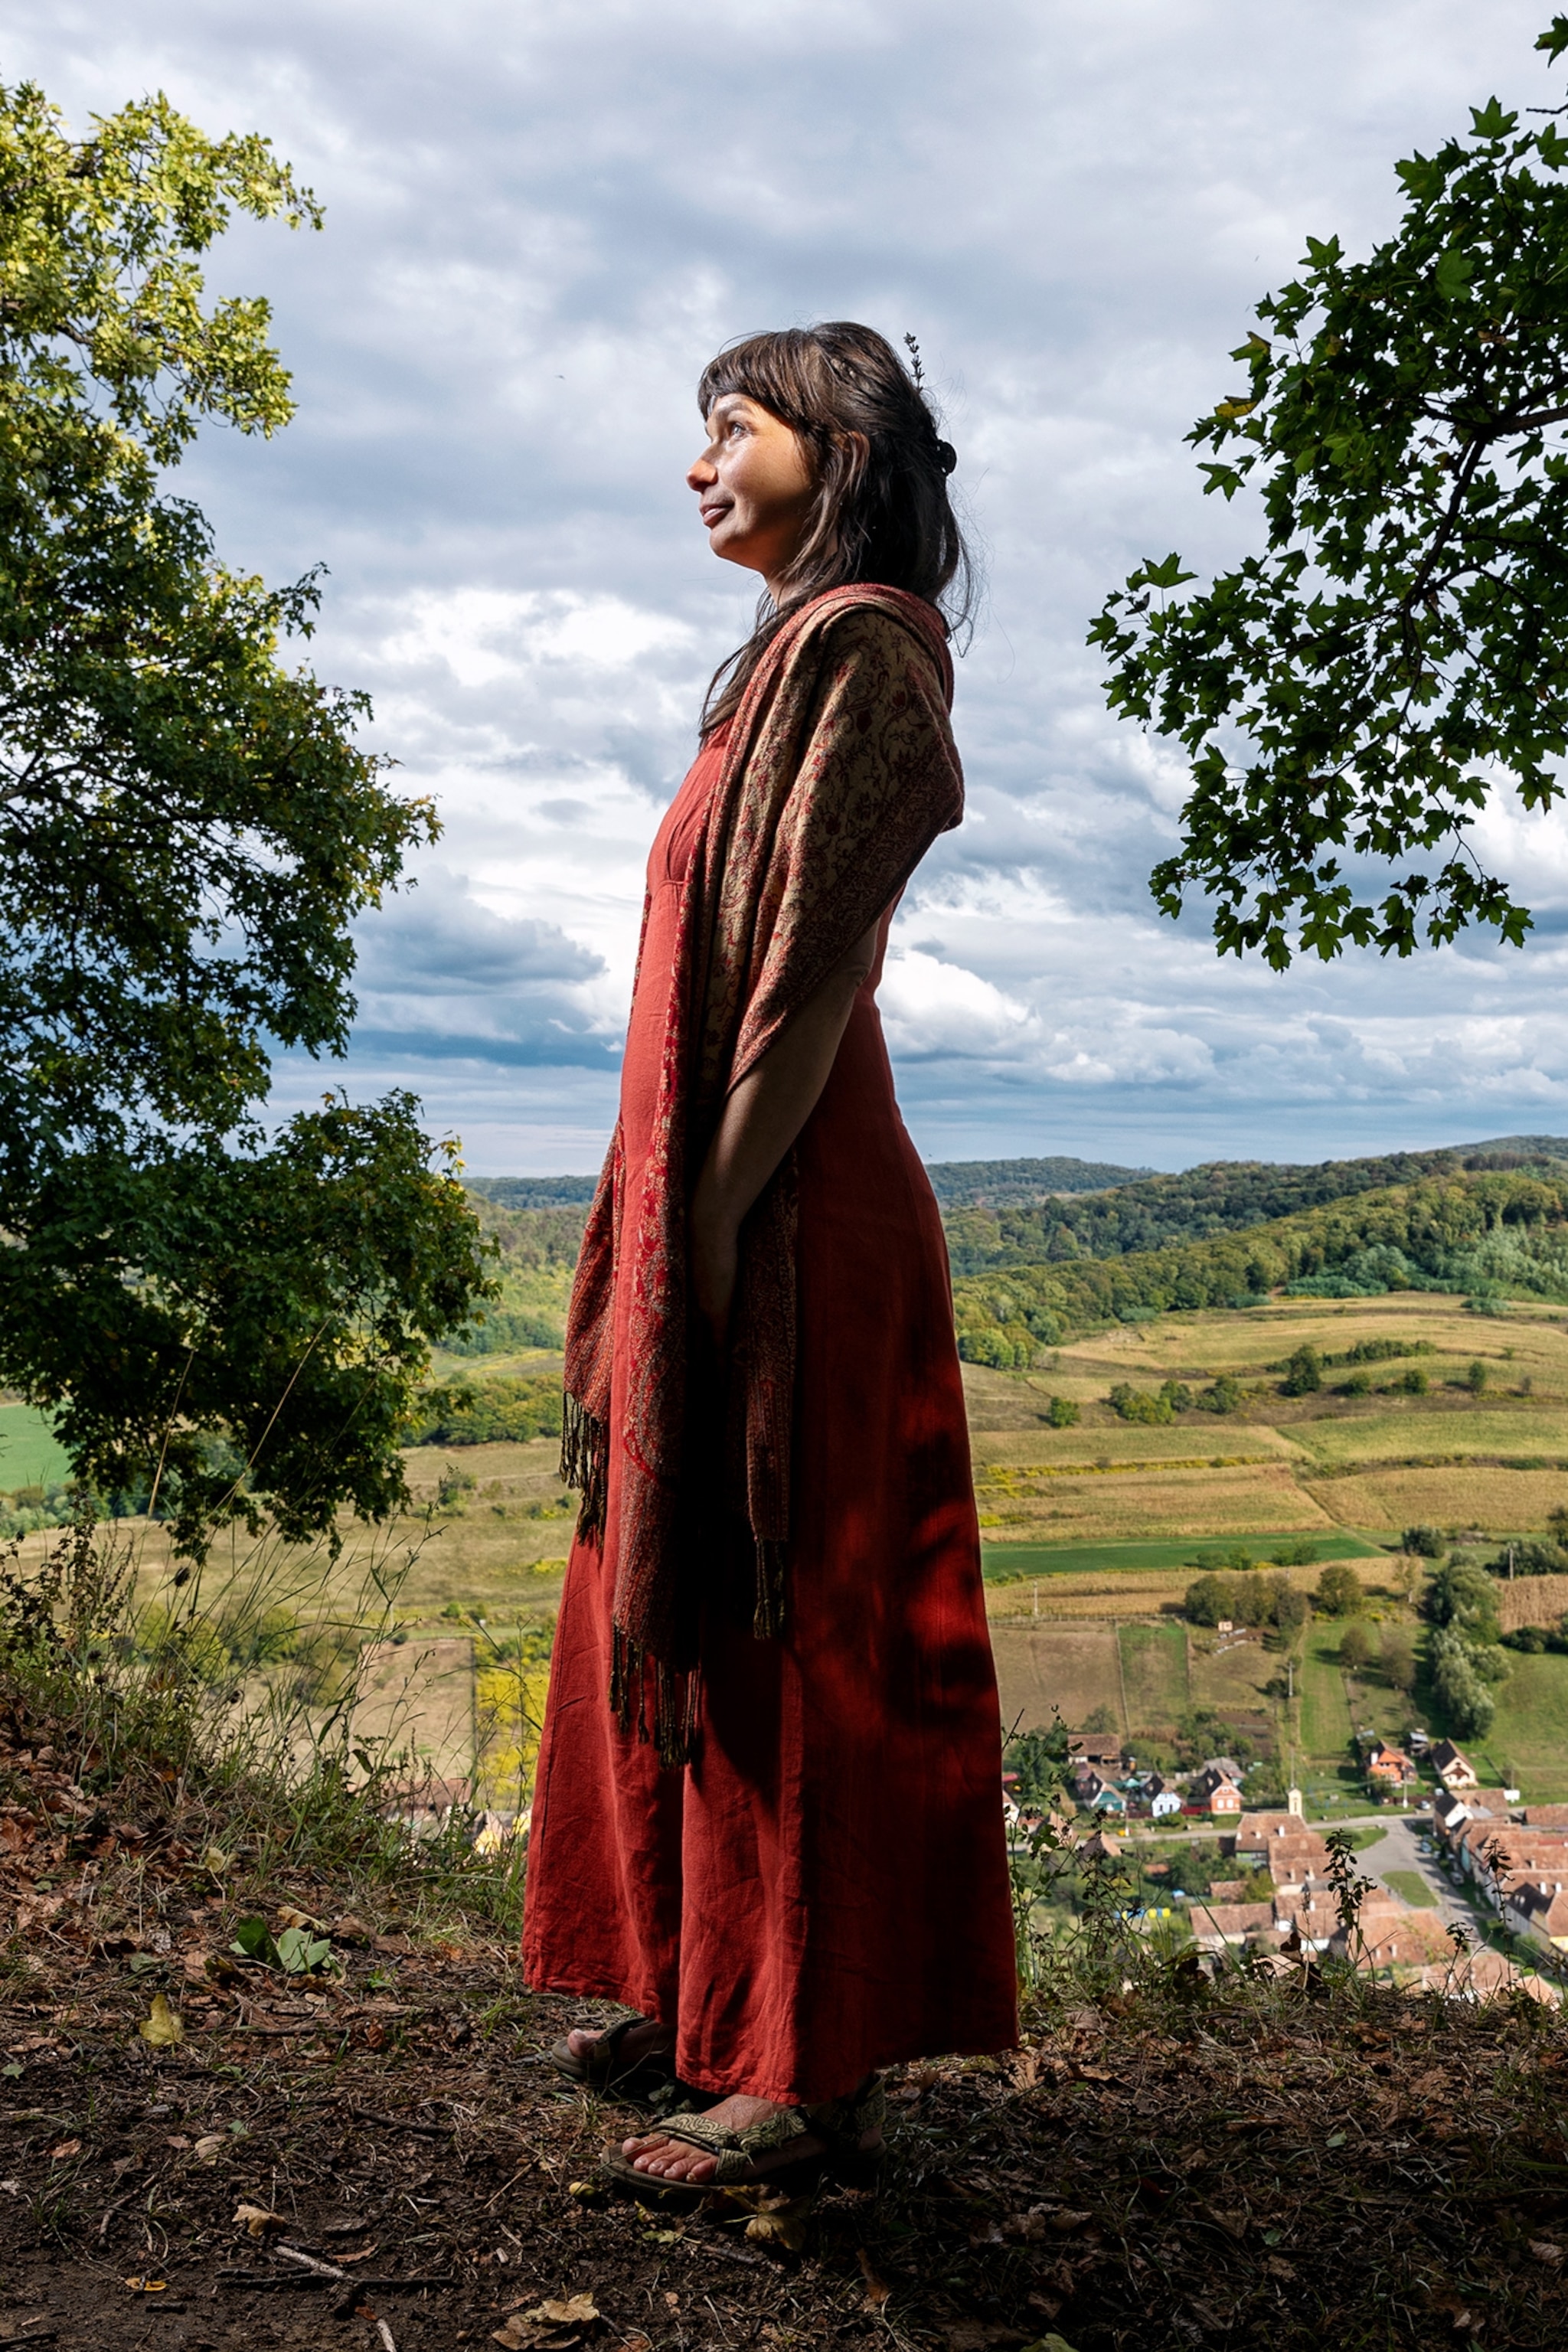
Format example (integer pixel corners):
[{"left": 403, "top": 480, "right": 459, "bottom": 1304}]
[
  {"left": 560, "top": 1391, "right": 608, "bottom": 1546},
  {"left": 753, "top": 1537, "right": 789, "bottom": 1640},
  {"left": 610, "top": 1624, "right": 701, "bottom": 1769}
]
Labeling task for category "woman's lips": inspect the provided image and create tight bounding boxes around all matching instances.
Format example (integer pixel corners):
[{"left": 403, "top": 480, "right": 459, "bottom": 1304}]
[{"left": 700, "top": 502, "right": 730, "bottom": 527}]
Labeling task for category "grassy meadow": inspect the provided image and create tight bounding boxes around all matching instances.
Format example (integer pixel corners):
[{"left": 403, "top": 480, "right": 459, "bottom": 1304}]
[{"left": 5, "top": 1285, "right": 1568, "bottom": 1804}]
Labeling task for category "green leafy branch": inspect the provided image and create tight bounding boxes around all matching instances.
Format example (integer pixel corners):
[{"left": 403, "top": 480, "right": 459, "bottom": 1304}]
[{"left": 1089, "top": 20, "right": 1568, "bottom": 965}]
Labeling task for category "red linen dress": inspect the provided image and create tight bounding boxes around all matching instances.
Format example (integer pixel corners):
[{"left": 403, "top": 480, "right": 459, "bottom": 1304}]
[{"left": 521, "top": 731, "right": 1018, "bottom": 2105}]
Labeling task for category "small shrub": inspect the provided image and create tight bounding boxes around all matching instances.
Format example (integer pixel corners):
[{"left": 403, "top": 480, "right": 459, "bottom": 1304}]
[
  {"left": 1402, "top": 1525, "right": 1446, "bottom": 1558},
  {"left": 1338, "top": 1622, "right": 1373, "bottom": 1673},
  {"left": 1280, "top": 1344, "right": 1321, "bottom": 1396},
  {"left": 1195, "top": 1374, "right": 1243, "bottom": 1413},
  {"left": 1466, "top": 1359, "right": 1488, "bottom": 1396},
  {"left": 1399, "top": 1367, "right": 1429, "bottom": 1396},
  {"left": 1046, "top": 1395, "right": 1080, "bottom": 1429},
  {"left": 1107, "top": 1383, "right": 1173, "bottom": 1425},
  {"left": 1381, "top": 1624, "right": 1418, "bottom": 1693},
  {"left": 1315, "top": 1561, "right": 1365, "bottom": 1617}
]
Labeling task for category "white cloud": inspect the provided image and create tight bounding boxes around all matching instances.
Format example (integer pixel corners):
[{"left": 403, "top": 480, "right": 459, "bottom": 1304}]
[{"left": 7, "top": 0, "right": 1566, "bottom": 1169}]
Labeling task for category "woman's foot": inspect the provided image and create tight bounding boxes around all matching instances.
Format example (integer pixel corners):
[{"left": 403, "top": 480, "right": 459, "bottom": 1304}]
[
  {"left": 621, "top": 2091, "right": 884, "bottom": 2184},
  {"left": 564, "top": 2017, "right": 673, "bottom": 2072}
]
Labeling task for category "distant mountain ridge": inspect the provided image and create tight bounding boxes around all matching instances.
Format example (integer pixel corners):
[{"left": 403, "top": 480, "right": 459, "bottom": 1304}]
[
  {"left": 452, "top": 1141, "right": 1568, "bottom": 1360},
  {"left": 939, "top": 1139, "right": 1568, "bottom": 1276}
]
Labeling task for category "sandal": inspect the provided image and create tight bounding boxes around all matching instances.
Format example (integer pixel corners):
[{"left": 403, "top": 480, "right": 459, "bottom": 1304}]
[
  {"left": 599, "top": 2075, "right": 886, "bottom": 2205},
  {"left": 547, "top": 2014, "right": 677, "bottom": 2099}
]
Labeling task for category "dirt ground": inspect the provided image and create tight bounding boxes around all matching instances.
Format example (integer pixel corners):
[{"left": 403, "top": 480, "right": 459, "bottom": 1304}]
[{"left": 4, "top": 1737, "right": 1568, "bottom": 2352}]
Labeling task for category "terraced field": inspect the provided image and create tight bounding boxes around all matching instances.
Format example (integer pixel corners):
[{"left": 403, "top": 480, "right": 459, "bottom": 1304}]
[{"left": 5, "top": 1285, "right": 1568, "bottom": 1802}]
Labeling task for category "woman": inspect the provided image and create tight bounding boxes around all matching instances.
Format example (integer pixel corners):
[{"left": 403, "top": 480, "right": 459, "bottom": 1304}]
[{"left": 521, "top": 323, "right": 1017, "bottom": 2194}]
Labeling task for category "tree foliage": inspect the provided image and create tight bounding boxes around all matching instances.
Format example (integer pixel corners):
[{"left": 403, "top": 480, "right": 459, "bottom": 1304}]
[
  {"left": 950, "top": 1165, "right": 1568, "bottom": 1353},
  {"left": 1091, "top": 21, "right": 1568, "bottom": 965},
  {"left": 0, "top": 82, "right": 492, "bottom": 1548}
]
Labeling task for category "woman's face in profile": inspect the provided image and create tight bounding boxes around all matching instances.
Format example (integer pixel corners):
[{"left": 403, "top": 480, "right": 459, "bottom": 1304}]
[{"left": 688, "top": 393, "right": 815, "bottom": 591}]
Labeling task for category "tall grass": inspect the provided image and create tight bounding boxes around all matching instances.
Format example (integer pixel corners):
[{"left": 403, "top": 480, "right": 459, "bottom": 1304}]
[{"left": 0, "top": 1508, "right": 528, "bottom": 1928}]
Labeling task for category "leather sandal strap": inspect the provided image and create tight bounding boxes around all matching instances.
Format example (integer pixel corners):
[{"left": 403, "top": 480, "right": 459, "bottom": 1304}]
[{"left": 652, "top": 2105, "right": 811, "bottom": 2184}]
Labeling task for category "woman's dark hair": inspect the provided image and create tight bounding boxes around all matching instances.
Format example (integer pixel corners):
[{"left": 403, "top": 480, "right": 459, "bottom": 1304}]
[{"left": 697, "top": 322, "right": 974, "bottom": 733}]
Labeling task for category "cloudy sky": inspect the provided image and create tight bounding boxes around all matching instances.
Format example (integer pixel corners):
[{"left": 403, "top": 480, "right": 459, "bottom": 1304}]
[{"left": 12, "top": 0, "right": 1568, "bottom": 1174}]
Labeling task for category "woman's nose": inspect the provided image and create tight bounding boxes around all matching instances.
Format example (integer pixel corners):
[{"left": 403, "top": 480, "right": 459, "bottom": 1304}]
[{"left": 687, "top": 452, "right": 717, "bottom": 490}]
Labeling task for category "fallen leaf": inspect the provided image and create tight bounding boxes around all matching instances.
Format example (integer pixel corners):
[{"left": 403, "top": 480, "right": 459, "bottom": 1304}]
[
  {"left": 1530, "top": 2239, "right": 1563, "bottom": 2266},
  {"left": 1049, "top": 2209, "right": 1094, "bottom": 2233},
  {"left": 191, "top": 2135, "right": 226, "bottom": 2164},
  {"left": 201, "top": 1845, "right": 232, "bottom": 1875},
  {"left": 1004, "top": 2209, "right": 1051, "bottom": 2242},
  {"left": 275, "top": 1905, "right": 323, "bottom": 1931},
  {"left": 338, "top": 2243, "right": 380, "bottom": 2263},
  {"left": 490, "top": 2326, "right": 529, "bottom": 2350},
  {"left": 123, "top": 2278, "right": 167, "bottom": 2295},
  {"left": 48, "top": 2139, "right": 80, "bottom": 2162},
  {"left": 181, "top": 1950, "right": 214, "bottom": 1984},
  {"left": 524, "top": 2299, "right": 599, "bottom": 2326},
  {"left": 138, "top": 1994, "right": 183, "bottom": 2049},
  {"left": 233, "top": 2202, "right": 288, "bottom": 2238},
  {"left": 857, "top": 2247, "right": 892, "bottom": 2310},
  {"left": 744, "top": 2200, "right": 811, "bottom": 2252}
]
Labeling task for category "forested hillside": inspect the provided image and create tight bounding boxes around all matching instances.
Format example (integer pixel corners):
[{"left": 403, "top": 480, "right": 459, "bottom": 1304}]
[
  {"left": 942, "top": 1139, "right": 1568, "bottom": 1275},
  {"left": 923, "top": 1154, "right": 1152, "bottom": 1204},
  {"left": 952, "top": 1167, "right": 1568, "bottom": 1364},
  {"left": 445, "top": 1138, "right": 1568, "bottom": 1361}
]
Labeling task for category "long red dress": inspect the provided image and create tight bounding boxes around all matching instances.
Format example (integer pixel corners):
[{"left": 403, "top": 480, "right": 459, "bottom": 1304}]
[{"left": 521, "top": 730, "right": 1018, "bottom": 2106}]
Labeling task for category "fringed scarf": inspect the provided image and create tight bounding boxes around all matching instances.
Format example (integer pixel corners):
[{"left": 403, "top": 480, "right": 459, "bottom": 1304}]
[{"left": 560, "top": 584, "right": 964, "bottom": 1762}]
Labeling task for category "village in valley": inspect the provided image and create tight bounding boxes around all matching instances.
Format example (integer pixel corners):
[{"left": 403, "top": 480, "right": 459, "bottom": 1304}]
[{"left": 1011, "top": 1726, "right": 1568, "bottom": 2001}]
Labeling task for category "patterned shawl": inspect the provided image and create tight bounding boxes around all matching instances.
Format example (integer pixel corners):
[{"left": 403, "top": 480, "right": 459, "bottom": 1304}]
[{"left": 560, "top": 583, "right": 964, "bottom": 1761}]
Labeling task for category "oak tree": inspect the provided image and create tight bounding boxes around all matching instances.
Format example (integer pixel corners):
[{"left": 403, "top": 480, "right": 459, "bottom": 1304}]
[{"left": 0, "top": 83, "right": 492, "bottom": 1552}]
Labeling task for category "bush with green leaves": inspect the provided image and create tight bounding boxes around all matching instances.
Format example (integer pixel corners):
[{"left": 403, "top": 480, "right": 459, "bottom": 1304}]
[
  {"left": 1423, "top": 1558, "right": 1503, "bottom": 1644},
  {"left": 1429, "top": 1624, "right": 1510, "bottom": 1740},
  {"left": 403, "top": 1374, "right": 564, "bottom": 1448},
  {"left": 1380, "top": 1624, "right": 1419, "bottom": 1694},
  {"left": 1315, "top": 1561, "right": 1366, "bottom": 1617},
  {"left": 1502, "top": 1613, "right": 1568, "bottom": 1654},
  {"left": 1280, "top": 1345, "right": 1322, "bottom": 1397},
  {"left": 1403, "top": 1525, "right": 1447, "bottom": 1559},
  {"left": 1183, "top": 1568, "right": 1308, "bottom": 1632},
  {"left": 1338, "top": 1622, "right": 1374, "bottom": 1673},
  {"left": 1045, "top": 1395, "right": 1080, "bottom": 1428}
]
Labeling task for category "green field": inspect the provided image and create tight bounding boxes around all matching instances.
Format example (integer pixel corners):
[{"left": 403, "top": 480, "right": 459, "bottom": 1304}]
[
  {"left": 982, "top": 1531, "right": 1388, "bottom": 1582},
  {"left": 0, "top": 1403, "right": 72, "bottom": 1488},
  {"left": 1383, "top": 1871, "right": 1439, "bottom": 1908},
  {"left": 1299, "top": 1627, "right": 1355, "bottom": 1757},
  {"left": 1472, "top": 1655, "right": 1568, "bottom": 1802}
]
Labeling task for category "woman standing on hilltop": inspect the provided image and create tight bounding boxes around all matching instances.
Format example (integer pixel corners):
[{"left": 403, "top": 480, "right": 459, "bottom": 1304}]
[{"left": 521, "top": 323, "right": 1017, "bottom": 2194}]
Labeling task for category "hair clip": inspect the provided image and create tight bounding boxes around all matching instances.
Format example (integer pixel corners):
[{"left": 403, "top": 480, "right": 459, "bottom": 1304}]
[{"left": 934, "top": 439, "right": 957, "bottom": 476}]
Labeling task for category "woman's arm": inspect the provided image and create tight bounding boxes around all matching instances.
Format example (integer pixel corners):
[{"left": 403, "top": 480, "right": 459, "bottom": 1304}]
[{"left": 690, "top": 916, "right": 881, "bottom": 1348}]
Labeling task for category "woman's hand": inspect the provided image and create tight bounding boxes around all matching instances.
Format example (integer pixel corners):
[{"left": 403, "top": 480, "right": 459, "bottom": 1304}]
[{"left": 689, "top": 1194, "right": 740, "bottom": 1355}]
